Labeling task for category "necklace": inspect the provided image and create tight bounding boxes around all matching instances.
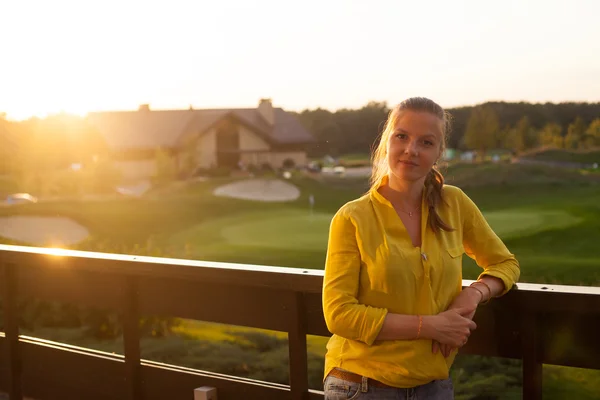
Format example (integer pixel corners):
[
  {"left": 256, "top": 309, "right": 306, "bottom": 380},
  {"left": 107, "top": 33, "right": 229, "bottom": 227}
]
[{"left": 395, "top": 204, "right": 421, "bottom": 218}]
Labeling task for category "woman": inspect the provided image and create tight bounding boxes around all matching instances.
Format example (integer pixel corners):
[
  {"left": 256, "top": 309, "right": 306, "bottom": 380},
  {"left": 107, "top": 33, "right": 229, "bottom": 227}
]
[{"left": 322, "top": 97, "right": 520, "bottom": 399}]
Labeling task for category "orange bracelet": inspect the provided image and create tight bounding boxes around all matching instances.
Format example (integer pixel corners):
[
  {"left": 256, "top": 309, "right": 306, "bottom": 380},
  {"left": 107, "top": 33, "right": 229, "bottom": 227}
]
[{"left": 416, "top": 315, "right": 423, "bottom": 339}]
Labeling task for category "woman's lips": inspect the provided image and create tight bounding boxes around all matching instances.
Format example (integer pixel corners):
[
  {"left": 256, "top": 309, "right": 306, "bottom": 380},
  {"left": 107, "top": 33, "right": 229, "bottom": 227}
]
[{"left": 398, "top": 160, "right": 419, "bottom": 166}]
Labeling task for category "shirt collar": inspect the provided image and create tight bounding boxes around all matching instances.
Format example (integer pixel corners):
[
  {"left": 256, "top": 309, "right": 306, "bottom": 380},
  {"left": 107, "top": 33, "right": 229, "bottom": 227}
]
[
  {"left": 369, "top": 175, "right": 429, "bottom": 231},
  {"left": 370, "top": 175, "right": 425, "bottom": 207},
  {"left": 369, "top": 175, "right": 394, "bottom": 208}
]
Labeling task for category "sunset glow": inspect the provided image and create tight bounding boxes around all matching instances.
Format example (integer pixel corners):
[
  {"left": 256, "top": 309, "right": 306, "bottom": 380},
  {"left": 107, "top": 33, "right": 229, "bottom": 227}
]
[{"left": 1, "top": 0, "right": 599, "bottom": 120}]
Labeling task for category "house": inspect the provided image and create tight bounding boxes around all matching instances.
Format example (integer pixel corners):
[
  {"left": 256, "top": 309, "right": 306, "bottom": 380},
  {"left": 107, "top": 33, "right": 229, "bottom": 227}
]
[{"left": 86, "top": 99, "right": 315, "bottom": 180}]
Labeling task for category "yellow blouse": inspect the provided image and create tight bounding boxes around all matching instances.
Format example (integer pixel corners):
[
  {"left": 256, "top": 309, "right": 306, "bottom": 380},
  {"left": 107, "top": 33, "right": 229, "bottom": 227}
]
[{"left": 322, "top": 179, "right": 520, "bottom": 388}]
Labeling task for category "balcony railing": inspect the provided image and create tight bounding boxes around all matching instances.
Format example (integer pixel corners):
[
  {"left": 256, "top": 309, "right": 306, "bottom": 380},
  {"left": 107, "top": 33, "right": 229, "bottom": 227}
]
[{"left": 1, "top": 244, "right": 599, "bottom": 400}]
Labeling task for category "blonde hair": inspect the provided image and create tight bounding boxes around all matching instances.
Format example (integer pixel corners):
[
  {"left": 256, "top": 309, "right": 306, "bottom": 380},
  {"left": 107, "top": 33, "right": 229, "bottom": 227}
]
[{"left": 369, "top": 97, "right": 453, "bottom": 233}]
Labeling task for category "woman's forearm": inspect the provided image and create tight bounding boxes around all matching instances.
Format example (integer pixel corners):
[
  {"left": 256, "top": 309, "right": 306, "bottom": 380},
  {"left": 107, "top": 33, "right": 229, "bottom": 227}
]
[{"left": 376, "top": 313, "right": 437, "bottom": 341}]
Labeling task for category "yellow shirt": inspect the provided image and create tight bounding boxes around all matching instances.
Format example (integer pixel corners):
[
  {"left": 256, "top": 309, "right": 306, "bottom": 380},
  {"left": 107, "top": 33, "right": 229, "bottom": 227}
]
[{"left": 322, "top": 179, "right": 520, "bottom": 388}]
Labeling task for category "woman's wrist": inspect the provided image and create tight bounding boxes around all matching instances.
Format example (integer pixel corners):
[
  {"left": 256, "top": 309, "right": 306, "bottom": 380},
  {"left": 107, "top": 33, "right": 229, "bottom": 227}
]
[
  {"left": 477, "top": 276, "right": 505, "bottom": 298},
  {"left": 421, "top": 315, "right": 438, "bottom": 341},
  {"left": 464, "top": 285, "right": 486, "bottom": 304}
]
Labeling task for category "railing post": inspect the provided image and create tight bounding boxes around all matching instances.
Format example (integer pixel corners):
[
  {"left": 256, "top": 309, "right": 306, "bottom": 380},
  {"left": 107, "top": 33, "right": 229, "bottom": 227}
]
[
  {"left": 288, "top": 291, "right": 309, "bottom": 400},
  {"left": 122, "top": 276, "right": 142, "bottom": 400},
  {"left": 1, "top": 262, "right": 22, "bottom": 400},
  {"left": 522, "top": 313, "right": 542, "bottom": 400}
]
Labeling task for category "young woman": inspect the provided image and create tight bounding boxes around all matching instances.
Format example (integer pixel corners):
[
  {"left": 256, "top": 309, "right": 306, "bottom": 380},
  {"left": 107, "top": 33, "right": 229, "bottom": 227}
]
[{"left": 322, "top": 97, "right": 520, "bottom": 399}]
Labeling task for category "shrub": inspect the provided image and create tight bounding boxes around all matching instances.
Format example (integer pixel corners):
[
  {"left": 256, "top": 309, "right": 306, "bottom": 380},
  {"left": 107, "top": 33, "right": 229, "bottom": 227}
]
[{"left": 282, "top": 158, "right": 295, "bottom": 169}]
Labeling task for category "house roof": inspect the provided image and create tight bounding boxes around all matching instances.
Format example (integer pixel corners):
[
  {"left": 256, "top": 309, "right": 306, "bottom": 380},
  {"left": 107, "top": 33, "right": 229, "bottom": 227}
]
[{"left": 86, "top": 106, "right": 314, "bottom": 151}]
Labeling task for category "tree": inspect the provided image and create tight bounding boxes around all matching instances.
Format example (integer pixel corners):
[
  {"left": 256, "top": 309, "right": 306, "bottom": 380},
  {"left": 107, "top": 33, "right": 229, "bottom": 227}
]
[
  {"left": 502, "top": 126, "right": 518, "bottom": 153},
  {"left": 565, "top": 117, "right": 587, "bottom": 150},
  {"left": 464, "top": 105, "right": 499, "bottom": 158},
  {"left": 584, "top": 118, "right": 600, "bottom": 148},
  {"left": 513, "top": 116, "right": 538, "bottom": 153},
  {"left": 298, "top": 108, "right": 341, "bottom": 156},
  {"left": 495, "top": 125, "right": 514, "bottom": 151},
  {"left": 539, "top": 122, "right": 563, "bottom": 148},
  {"left": 295, "top": 100, "right": 600, "bottom": 159}
]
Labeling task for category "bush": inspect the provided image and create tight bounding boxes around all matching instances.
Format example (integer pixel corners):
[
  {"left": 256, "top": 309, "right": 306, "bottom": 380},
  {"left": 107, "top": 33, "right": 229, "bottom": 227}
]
[
  {"left": 282, "top": 158, "right": 296, "bottom": 169},
  {"left": 193, "top": 166, "right": 231, "bottom": 178},
  {"left": 2, "top": 299, "right": 180, "bottom": 340},
  {"left": 154, "top": 329, "right": 325, "bottom": 388},
  {"left": 260, "top": 163, "right": 274, "bottom": 172},
  {"left": 247, "top": 164, "right": 259, "bottom": 175}
]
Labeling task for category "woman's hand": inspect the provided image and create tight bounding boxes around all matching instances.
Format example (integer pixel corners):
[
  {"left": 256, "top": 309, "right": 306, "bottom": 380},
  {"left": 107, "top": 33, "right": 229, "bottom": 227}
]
[
  {"left": 425, "top": 306, "right": 478, "bottom": 349},
  {"left": 433, "top": 287, "right": 483, "bottom": 357}
]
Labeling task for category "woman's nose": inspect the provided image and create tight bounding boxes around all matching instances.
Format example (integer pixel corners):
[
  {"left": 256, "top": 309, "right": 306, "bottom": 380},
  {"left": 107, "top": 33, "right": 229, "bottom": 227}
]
[{"left": 404, "top": 140, "right": 418, "bottom": 155}]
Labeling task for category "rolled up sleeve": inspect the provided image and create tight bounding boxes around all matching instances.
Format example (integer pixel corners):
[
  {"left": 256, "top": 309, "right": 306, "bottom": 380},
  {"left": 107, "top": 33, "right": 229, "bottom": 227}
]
[
  {"left": 460, "top": 190, "right": 521, "bottom": 296},
  {"left": 322, "top": 210, "right": 388, "bottom": 345}
]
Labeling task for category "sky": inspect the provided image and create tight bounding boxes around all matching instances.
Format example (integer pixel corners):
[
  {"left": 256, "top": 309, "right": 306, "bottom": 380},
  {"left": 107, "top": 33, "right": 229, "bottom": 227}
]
[{"left": 1, "top": 0, "right": 599, "bottom": 120}]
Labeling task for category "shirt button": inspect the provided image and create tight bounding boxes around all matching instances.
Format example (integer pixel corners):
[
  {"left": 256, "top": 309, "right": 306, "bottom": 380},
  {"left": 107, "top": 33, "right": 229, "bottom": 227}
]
[{"left": 421, "top": 252, "right": 428, "bottom": 261}]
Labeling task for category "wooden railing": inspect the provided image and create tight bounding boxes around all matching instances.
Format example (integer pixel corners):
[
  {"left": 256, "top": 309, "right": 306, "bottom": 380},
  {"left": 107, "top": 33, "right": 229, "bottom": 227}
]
[{"left": 1, "top": 244, "right": 599, "bottom": 400}]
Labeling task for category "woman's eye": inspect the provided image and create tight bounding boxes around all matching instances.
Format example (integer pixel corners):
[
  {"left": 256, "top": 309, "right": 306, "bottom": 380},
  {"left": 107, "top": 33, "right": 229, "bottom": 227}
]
[
  {"left": 396, "top": 133, "right": 407, "bottom": 140},
  {"left": 424, "top": 140, "right": 434, "bottom": 146}
]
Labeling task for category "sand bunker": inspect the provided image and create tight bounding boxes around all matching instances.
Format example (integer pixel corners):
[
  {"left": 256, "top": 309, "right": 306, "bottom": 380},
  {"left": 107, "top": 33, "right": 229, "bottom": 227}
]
[
  {"left": 213, "top": 179, "right": 300, "bottom": 202},
  {"left": 0, "top": 216, "right": 90, "bottom": 246},
  {"left": 116, "top": 180, "right": 152, "bottom": 197}
]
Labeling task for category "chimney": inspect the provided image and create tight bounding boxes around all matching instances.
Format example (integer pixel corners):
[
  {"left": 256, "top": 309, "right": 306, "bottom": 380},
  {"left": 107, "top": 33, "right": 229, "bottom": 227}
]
[
  {"left": 139, "top": 104, "right": 150, "bottom": 112},
  {"left": 257, "top": 98, "right": 274, "bottom": 125}
]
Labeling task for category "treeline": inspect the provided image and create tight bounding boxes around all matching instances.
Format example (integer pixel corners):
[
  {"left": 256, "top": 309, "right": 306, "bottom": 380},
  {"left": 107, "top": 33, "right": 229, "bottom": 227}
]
[
  {"left": 0, "top": 114, "right": 119, "bottom": 195},
  {"left": 296, "top": 101, "right": 600, "bottom": 157}
]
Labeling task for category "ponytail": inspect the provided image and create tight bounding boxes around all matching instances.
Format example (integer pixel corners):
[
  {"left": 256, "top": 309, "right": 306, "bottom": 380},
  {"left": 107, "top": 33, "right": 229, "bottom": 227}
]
[{"left": 424, "top": 166, "right": 454, "bottom": 233}]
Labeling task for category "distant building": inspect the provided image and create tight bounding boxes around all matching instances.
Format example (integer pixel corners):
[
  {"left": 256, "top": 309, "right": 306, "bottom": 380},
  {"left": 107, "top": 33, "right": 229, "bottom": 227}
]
[{"left": 87, "top": 99, "right": 315, "bottom": 180}]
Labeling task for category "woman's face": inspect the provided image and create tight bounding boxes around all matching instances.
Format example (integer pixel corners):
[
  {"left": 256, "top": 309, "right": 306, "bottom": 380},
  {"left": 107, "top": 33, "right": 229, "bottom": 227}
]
[{"left": 387, "top": 110, "right": 444, "bottom": 184}]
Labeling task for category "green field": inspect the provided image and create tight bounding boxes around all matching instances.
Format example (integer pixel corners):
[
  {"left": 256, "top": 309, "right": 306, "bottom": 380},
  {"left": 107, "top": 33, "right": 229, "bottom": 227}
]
[
  {"left": 521, "top": 148, "right": 600, "bottom": 164},
  {"left": 1, "top": 162, "right": 600, "bottom": 398}
]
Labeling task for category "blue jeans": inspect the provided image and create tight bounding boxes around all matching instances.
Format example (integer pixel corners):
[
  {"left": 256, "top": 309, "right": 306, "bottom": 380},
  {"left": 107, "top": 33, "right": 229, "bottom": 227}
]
[{"left": 324, "top": 374, "right": 454, "bottom": 399}]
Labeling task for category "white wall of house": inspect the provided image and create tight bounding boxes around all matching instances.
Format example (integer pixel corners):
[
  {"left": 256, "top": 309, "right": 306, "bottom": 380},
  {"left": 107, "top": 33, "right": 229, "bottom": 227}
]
[
  {"left": 188, "top": 125, "right": 308, "bottom": 170},
  {"left": 240, "top": 153, "right": 266, "bottom": 166}
]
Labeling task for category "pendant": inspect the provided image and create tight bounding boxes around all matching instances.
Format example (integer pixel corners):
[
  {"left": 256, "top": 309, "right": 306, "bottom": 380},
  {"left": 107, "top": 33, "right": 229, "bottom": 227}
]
[{"left": 408, "top": 212, "right": 413, "bottom": 217}]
